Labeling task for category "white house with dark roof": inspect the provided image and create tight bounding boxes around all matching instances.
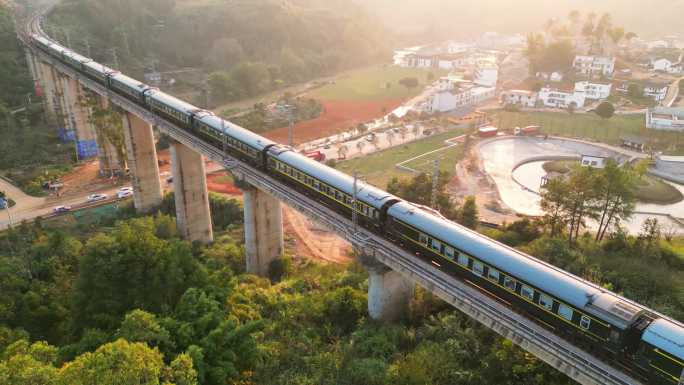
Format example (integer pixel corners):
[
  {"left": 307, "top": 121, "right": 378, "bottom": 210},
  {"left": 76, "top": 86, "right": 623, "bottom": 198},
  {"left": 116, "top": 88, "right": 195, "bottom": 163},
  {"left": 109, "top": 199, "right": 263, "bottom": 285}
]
[{"left": 646, "top": 107, "right": 684, "bottom": 131}]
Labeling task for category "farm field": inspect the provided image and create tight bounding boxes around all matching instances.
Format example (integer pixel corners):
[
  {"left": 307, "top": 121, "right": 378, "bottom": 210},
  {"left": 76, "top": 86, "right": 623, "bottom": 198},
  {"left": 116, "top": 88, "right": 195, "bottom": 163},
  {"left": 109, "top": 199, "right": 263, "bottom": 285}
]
[
  {"left": 264, "top": 65, "right": 447, "bottom": 144},
  {"left": 309, "top": 65, "right": 445, "bottom": 101},
  {"left": 336, "top": 128, "right": 465, "bottom": 189}
]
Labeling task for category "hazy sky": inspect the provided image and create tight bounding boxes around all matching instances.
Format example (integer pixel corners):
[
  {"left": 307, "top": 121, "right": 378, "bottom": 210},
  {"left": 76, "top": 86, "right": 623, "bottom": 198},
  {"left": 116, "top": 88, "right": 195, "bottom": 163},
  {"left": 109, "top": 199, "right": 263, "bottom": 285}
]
[{"left": 359, "top": 0, "right": 684, "bottom": 39}]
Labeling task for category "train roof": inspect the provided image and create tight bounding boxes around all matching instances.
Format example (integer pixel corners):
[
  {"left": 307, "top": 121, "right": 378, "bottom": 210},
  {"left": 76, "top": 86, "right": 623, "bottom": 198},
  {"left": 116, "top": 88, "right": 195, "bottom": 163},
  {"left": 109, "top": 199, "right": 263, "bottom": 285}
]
[
  {"left": 387, "top": 201, "right": 605, "bottom": 311},
  {"left": 82, "top": 59, "right": 117, "bottom": 75},
  {"left": 642, "top": 319, "right": 684, "bottom": 360},
  {"left": 272, "top": 150, "right": 399, "bottom": 210},
  {"left": 147, "top": 90, "right": 199, "bottom": 114},
  {"left": 63, "top": 50, "right": 91, "bottom": 64},
  {"left": 110, "top": 72, "right": 151, "bottom": 91},
  {"left": 199, "top": 114, "right": 276, "bottom": 151}
]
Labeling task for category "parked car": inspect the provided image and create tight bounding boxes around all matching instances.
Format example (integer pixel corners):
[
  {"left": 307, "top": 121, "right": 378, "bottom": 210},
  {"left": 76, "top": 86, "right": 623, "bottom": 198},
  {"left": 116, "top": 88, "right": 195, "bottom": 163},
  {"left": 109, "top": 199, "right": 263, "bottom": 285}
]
[
  {"left": 365, "top": 134, "right": 375, "bottom": 141},
  {"left": 86, "top": 193, "right": 108, "bottom": 203},
  {"left": 117, "top": 187, "right": 134, "bottom": 199},
  {"left": 52, "top": 205, "right": 71, "bottom": 213}
]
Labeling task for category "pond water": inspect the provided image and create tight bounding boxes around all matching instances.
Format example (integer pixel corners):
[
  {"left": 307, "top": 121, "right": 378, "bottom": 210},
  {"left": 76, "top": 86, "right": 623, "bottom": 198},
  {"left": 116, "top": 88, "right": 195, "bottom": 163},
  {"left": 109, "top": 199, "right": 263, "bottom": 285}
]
[{"left": 480, "top": 137, "right": 684, "bottom": 234}]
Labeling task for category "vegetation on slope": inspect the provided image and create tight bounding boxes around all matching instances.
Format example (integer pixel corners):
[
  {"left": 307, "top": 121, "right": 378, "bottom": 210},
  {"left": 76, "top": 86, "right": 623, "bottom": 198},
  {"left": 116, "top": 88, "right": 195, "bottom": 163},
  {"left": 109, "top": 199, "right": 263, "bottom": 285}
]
[{"left": 47, "top": 0, "right": 392, "bottom": 106}]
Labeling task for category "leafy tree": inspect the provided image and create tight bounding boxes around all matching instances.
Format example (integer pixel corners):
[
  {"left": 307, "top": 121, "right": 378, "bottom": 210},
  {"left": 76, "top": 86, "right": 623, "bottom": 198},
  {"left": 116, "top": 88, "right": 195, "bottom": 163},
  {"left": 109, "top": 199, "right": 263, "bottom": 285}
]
[
  {"left": 387, "top": 173, "right": 459, "bottom": 220},
  {"left": 71, "top": 216, "right": 207, "bottom": 332},
  {"left": 398, "top": 77, "right": 419, "bottom": 89},
  {"left": 57, "top": 339, "right": 165, "bottom": 385},
  {"left": 117, "top": 310, "right": 173, "bottom": 353},
  {"left": 458, "top": 196, "right": 479, "bottom": 229},
  {"left": 595, "top": 101, "right": 615, "bottom": 119},
  {"left": 594, "top": 160, "right": 637, "bottom": 241}
]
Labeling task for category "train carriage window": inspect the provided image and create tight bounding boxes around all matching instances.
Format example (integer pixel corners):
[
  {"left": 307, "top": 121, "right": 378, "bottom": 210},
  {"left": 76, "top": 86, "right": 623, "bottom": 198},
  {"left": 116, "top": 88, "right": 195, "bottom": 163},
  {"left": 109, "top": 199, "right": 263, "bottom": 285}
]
[
  {"left": 373, "top": 210, "right": 379, "bottom": 219},
  {"left": 419, "top": 233, "right": 428, "bottom": 245},
  {"left": 457, "top": 253, "right": 468, "bottom": 267},
  {"left": 429, "top": 238, "right": 441, "bottom": 252},
  {"left": 521, "top": 285, "right": 534, "bottom": 301},
  {"left": 539, "top": 293, "right": 553, "bottom": 311},
  {"left": 472, "top": 261, "right": 484, "bottom": 276},
  {"left": 558, "top": 304, "right": 573, "bottom": 321},
  {"left": 444, "top": 246, "right": 455, "bottom": 260},
  {"left": 580, "top": 315, "right": 591, "bottom": 330},
  {"left": 504, "top": 276, "right": 516, "bottom": 291},
  {"left": 488, "top": 269, "right": 499, "bottom": 282},
  {"left": 313, "top": 181, "right": 320, "bottom": 190}
]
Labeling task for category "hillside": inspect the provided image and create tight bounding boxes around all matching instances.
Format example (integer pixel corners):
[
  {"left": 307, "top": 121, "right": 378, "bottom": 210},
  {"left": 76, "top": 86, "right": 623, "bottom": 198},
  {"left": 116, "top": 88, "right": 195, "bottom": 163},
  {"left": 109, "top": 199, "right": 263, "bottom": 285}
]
[{"left": 46, "top": 0, "right": 392, "bottom": 104}]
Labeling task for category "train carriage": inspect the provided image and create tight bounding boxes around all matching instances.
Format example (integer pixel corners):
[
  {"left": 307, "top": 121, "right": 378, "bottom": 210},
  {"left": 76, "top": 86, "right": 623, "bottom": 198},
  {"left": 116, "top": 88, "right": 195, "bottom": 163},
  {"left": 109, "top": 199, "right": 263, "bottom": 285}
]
[
  {"left": 109, "top": 73, "right": 152, "bottom": 105},
  {"left": 195, "top": 114, "right": 275, "bottom": 168},
  {"left": 62, "top": 50, "right": 91, "bottom": 72},
  {"left": 638, "top": 319, "right": 684, "bottom": 384},
  {"left": 386, "top": 201, "right": 650, "bottom": 352},
  {"left": 82, "top": 60, "right": 116, "bottom": 85},
  {"left": 267, "top": 149, "right": 400, "bottom": 230},
  {"left": 145, "top": 90, "right": 197, "bottom": 128}
]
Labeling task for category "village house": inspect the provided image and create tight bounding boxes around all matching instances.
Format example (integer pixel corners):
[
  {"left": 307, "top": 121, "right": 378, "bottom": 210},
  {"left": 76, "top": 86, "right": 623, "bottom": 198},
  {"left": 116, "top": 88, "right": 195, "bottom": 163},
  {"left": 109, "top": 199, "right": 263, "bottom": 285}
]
[
  {"left": 538, "top": 86, "right": 586, "bottom": 109},
  {"left": 499, "top": 90, "right": 537, "bottom": 107},
  {"left": 424, "top": 75, "right": 495, "bottom": 113},
  {"left": 643, "top": 82, "right": 670, "bottom": 102},
  {"left": 474, "top": 60, "right": 499, "bottom": 87},
  {"left": 574, "top": 81, "right": 612, "bottom": 100},
  {"left": 646, "top": 107, "right": 684, "bottom": 132},
  {"left": 650, "top": 57, "right": 683, "bottom": 74},
  {"left": 536, "top": 71, "right": 564, "bottom": 82},
  {"left": 572, "top": 55, "right": 616, "bottom": 77}
]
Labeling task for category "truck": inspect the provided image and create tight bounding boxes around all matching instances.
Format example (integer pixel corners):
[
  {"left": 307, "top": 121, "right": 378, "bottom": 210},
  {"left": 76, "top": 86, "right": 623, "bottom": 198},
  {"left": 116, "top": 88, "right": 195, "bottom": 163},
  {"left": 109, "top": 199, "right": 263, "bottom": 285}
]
[
  {"left": 304, "top": 150, "right": 326, "bottom": 162},
  {"left": 514, "top": 125, "right": 540, "bottom": 136}
]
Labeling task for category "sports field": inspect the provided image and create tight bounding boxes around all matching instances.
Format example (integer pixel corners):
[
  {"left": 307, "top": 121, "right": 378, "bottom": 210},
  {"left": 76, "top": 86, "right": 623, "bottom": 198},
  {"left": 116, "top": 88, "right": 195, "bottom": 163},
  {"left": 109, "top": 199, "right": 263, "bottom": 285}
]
[{"left": 336, "top": 128, "right": 465, "bottom": 189}]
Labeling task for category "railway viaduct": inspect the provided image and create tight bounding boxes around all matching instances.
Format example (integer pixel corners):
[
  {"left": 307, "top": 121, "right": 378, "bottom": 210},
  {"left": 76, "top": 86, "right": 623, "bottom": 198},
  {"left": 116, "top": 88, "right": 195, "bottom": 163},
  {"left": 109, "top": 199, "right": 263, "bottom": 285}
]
[
  {"left": 9, "top": 3, "right": 658, "bottom": 384},
  {"left": 22, "top": 24, "right": 414, "bottom": 323}
]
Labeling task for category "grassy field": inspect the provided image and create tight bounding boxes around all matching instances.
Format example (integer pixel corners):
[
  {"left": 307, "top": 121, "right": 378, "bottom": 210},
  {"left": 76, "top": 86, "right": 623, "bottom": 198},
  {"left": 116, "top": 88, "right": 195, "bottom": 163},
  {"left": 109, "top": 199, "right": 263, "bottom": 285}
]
[
  {"left": 489, "top": 111, "right": 684, "bottom": 154},
  {"left": 310, "top": 65, "right": 446, "bottom": 101},
  {"left": 336, "top": 128, "right": 465, "bottom": 188}
]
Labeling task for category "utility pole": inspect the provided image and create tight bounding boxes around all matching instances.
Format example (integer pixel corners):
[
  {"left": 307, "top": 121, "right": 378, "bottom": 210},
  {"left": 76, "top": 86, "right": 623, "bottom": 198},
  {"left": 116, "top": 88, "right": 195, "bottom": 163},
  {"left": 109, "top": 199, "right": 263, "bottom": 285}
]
[
  {"left": 287, "top": 104, "right": 296, "bottom": 148},
  {"left": 110, "top": 47, "right": 119, "bottom": 70},
  {"left": 352, "top": 172, "right": 358, "bottom": 232},
  {"left": 64, "top": 29, "right": 72, "bottom": 49},
  {"left": 431, "top": 159, "right": 440, "bottom": 210},
  {"left": 84, "top": 37, "right": 91, "bottom": 58}
]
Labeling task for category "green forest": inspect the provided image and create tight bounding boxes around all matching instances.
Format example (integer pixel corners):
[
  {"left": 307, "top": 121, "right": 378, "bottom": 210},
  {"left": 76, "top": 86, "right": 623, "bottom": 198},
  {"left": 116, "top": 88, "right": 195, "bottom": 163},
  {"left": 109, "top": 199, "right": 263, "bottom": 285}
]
[
  {"left": 0, "top": 7, "right": 73, "bottom": 185},
  {"left": 46, "top": 0, "right": 391, "bottom": 105}
]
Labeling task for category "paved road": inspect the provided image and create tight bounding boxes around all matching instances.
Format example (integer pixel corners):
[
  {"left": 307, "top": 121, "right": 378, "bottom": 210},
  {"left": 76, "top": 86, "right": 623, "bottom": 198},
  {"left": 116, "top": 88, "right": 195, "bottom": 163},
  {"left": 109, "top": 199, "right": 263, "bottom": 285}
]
[{"left": 664, "top": 75, "right": 684, "bottom": 107}]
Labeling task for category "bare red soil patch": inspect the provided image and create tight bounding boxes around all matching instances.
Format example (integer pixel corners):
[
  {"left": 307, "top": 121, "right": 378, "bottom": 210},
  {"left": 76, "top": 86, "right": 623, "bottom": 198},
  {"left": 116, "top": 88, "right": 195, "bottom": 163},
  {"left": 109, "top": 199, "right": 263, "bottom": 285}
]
[
  {"left": 264, "top": 99, "right": 403, "bottom": 145},
  {"left": 206, "top": 171, "right": 241, "bottom": 195}
]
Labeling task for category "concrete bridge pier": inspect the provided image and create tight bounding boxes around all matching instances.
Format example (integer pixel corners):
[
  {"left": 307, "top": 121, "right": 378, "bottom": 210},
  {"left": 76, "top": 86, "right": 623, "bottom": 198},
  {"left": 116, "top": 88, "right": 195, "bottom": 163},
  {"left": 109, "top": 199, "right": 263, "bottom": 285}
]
[
  {"left": 122, "top": 112, "right": 163, "bottom": 213},
  {"left": 95, "top": 96, "right": 124, "bottom": 175},
  {"left": 242, "top": 185, "right": 284, "bottom": 276},
  {"left": 37, "top": 61, "right": 59, "bottom": 119},
  {"left": 65, "top": 77, "right": 95, "bottom": 142},
  {"left": 360, "top": 253, "right": 414, "bottom": 322},
  {"left": 170, "top": 141, "right": 213, "bottom": 244}
]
